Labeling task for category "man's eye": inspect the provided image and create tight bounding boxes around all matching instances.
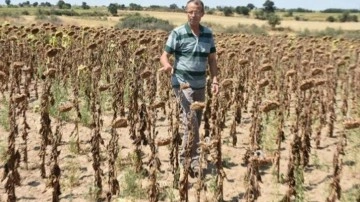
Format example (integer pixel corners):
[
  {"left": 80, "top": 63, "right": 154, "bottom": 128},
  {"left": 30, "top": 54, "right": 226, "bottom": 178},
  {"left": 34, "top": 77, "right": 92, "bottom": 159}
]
[{"left": 187, "top": 11, "right": 201, "bottom": 15}]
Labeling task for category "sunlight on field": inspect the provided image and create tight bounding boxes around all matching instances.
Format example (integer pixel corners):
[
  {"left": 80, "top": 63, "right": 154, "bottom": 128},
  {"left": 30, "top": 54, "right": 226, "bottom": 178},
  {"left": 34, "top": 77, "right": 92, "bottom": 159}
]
[
  {"left": 279, "top": 11, "right": 360, "bottom": 22},
  {"left": 1, "top": 9, "right": 360, "bottom": 32},
  {"left": 281, "top": 20, "right": 360, "bottom": 31},
  {"left": 1, "top": 15, "right": 117, "bottom": 27},
  {"left": 122, "top": 10, "right": 360, "bottom": 31},
  {"left": 0, "top": 6, "right": 109, "bottom": 15}
]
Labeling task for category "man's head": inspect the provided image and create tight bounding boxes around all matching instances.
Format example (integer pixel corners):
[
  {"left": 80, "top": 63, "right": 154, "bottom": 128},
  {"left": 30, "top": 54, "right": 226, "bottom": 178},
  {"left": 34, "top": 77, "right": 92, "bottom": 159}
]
[{"left": 185, "top": 0, "right": 204, "bottom": 26}]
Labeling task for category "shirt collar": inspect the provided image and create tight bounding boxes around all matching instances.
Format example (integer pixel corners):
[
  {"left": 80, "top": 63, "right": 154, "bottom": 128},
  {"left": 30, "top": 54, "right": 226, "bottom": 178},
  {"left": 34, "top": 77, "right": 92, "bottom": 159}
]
[{"left": 185, "top": 22, "right": 204, "bottom": 36}]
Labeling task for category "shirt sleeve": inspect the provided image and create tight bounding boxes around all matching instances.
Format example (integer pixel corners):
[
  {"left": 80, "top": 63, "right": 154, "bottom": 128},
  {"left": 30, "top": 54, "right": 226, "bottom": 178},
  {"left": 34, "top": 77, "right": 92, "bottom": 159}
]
[
  {"left": 164, "top": 30, "right": 178, "bottom": 54},
  {"left": 209, "top": 33, "right": 216, "bottom": 54}
]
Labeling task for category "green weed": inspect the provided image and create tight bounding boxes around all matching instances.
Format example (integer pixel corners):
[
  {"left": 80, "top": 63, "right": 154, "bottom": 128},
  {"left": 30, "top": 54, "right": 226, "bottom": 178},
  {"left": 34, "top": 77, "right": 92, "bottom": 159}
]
[
  {"left": 119, "top": 168, "right": 146, "bottom": 200},
  {"left": 0, "top": 98, "right": 9, "bottom": 131},
  {"left": 0, "top": 141, "right": 7, "bottom": 164}
]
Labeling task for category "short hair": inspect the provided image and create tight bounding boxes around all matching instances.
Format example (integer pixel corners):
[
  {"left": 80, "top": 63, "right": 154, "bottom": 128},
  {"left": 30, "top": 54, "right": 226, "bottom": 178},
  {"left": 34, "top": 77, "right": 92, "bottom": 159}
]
[{"left": 186, "top": 0, "right": 204, "bottom": 13}]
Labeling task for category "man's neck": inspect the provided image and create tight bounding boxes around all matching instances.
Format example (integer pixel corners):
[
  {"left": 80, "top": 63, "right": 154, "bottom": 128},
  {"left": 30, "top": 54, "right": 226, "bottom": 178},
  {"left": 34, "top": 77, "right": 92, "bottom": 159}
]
[{"left": 189, "top": 23, "right": 200, "bottom": 36}]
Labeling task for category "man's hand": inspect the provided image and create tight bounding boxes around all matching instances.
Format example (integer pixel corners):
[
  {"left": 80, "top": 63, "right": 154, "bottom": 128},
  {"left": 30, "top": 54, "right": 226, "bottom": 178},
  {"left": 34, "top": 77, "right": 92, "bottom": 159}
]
[
  {"left": 158, "top": 65, "right": 173, "bottom": 73},
  {"left": 212, "top": 83, "right": 219, "bottom": 95},
  {"left": 159, "top": 51, "right": 173, "bottom": 74}
]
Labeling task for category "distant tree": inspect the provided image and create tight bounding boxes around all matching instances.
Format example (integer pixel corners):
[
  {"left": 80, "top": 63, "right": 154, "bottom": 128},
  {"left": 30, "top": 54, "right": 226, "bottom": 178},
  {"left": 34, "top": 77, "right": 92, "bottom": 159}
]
[
  {"left": 57, "top": 0, "right": 71, "bottom": 9},
  {"left": 216, "top": 6, "right": 224, "bottom": 11},
  {"left": 149, "top": 5, "right": 161, "bottom": 9},
  {"left": 283, "top": 10, "right": 293, "bottom": 17},
  {"left": 129, "top": 3, "right": 142, "bottom": 11},
  {"left": 338, "top": 11, "right": 350, "bottom": 22},
  {"left": 326, "top": 16, "right": 336, "bottom": 22},
  {"left": 57, "top": 0, "right": 65, "bottom": 8},
  {"left": 63, "top": 3, "right": 71, "bottom": 9},
  {"left": 247, "top": 3, "right": 255, "bottom": 10},
  {"left": 56, "top": 0, "right": 71, "bottom": 9},
  {"left": 32, "top": 2, "right": 38, "bottom": 7},
  {"left": 254, "top": 9, "right": 266, "bottom": 20},
  {"left": 235, "top": 6, "right": 250, "bottom": 16},
  {"left": 169, "top": 3, "right": 178, "bottom": 10},
  {"left": 267, "top": 13, "right": 281, "bottom": 29},
  {"left": 337, "top": 11, "right": 358, "bottom": 22},
  {"left": 81, "top": 2, "right": 90, "bottom": 9},
  {"left": 350, "top": 15, "right": 358, "bottom": 22},
  {"left": 263, "top": 0, "right": 275, "bottom": 13},
  {"left": 207, "top": 9, "right": 214, "bottom": 15},
  {"left": 21, "top": 10, "right": 30, "bottom": 15},
  {"left": 118, "top": 4, "right": 125, "bottom": 10},
  {"left": 288, "top": 8, "right": 313, "bottom": 13},
  {"left": 40, "top": 2, "right": 52, "bottom": 7},
  {"left": 108, "top": 3, "right": 117, "bottom": 15},
  {"left": 322, "top": 8, "right": 360, "bottom": 13},
  {"left": 5, "top": 0, "right": 11, "bottom": 6},
  {"left": 23, "top": 1, "right": 30, "bottom": 6},
  {"left": 223, "top": 7, "right": 233, "bottom": 16}
]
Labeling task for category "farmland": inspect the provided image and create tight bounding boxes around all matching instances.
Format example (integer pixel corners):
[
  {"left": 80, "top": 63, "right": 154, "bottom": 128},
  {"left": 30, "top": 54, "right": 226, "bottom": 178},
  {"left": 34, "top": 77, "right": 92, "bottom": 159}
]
[
  {"left": 0, "top": 10, "right": 360, "bottom": 202},
  {"left": 1, "top": 6, "right": 360, "bottom": 32}
]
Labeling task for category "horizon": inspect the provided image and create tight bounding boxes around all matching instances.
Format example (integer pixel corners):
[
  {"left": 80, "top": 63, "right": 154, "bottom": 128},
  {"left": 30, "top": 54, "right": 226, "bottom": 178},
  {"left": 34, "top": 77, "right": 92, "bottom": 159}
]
[{"left": 4, "top": 0, "right": 360, "bottom": 11}]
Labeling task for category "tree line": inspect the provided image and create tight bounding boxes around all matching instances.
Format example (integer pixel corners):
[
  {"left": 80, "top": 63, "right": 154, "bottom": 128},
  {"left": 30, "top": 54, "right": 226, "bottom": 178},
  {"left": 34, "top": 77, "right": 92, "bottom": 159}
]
[
  {"left": 3, "top": 0, "right": 90, "bottom": 9},
  {"left": 2, "top": 0, "right": 358, "bottom": 24},
  {"left": 3, "top": 0, "right": 360, "bottom": 14}
]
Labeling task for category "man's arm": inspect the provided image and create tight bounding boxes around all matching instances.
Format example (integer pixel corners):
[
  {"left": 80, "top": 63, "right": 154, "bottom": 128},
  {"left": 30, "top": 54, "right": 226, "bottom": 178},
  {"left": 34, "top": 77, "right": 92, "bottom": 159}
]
[
  {"left": 208, "top": 52, "right": 219, "bottom": 94},
  {"left": 208, "top": 52, "right": 218, "bottom": 83},
  {"left": 159, "top": 51, "right": 173, "bottom": 73}
]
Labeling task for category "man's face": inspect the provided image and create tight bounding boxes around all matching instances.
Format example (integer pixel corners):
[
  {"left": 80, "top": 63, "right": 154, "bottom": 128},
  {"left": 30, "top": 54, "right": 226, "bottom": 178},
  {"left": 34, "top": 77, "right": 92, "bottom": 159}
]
[{"left": 186, "top": 2, "right": 204, "bottom": 26}]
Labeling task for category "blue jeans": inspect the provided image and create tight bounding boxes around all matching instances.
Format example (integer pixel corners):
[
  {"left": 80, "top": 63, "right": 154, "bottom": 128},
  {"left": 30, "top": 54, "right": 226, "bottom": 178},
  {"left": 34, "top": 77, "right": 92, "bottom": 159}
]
[{"left": 174, "top": 87, "right": 205, "bottom": 167}]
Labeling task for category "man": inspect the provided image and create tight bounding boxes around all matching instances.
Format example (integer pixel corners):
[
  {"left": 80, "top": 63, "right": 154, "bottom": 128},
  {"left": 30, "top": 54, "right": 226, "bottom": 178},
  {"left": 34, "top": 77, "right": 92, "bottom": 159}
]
[{"left": 159, "top": 0, "right": 219, "bottom": 177}]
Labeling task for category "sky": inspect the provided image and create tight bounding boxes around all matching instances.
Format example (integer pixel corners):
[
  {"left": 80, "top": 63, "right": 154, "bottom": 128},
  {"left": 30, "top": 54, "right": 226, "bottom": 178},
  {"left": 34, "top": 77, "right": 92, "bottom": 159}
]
[{"left": 6, "top": 0, "right": 360, "bottom": 11}]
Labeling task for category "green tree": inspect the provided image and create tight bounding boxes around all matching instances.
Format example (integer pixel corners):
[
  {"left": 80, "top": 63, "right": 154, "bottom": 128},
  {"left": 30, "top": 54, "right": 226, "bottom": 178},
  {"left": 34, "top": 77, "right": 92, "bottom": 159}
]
[
  {"left": 263, "top": 0, "right": 275, "bottom": 13},
  {"left": 267, "top": 13, "right": 281, "bottom": 29},
  {"left": 284, "top": 10, "right": 293, "bottom": 17},
  {"left": 57, "top": 0, "right": 70, "bottom": 9},
  {"left": 116, "top": 13, "right": 174, "bottom": 31},
  {"left": 350, "top": 15, "right": 358, "bottom": 22},
  {"left": 23, "top": 1, "right": 30, "bottom": 6},
  {"left": 223, "top": 7, "right": 233, "bottom": 16},
  {"left": 338, "top": 11, "right": 350, "bottom": 22},
  {"left": 40, "top": 2, "right": 52, "bottom": 7},
  {"left": 338, "top": 11, "right": 358, "bottom": 22},
  {"left": 57, "top": 0, "right": 65, "bottom": 8},
  {"left": 247, "top": 3, "right": 255, "bottom": 10},
  {"left": 235, "top": 6, "right": 250, "bottom": 16},
  {"left": 32, "top": 2, "right": 38, "bottom": 7},
  {"left": 118, "top": 4, "right": 125, "bottom": 10},
  {"left": 129, "top": 3, "right": 142, "bottom": 11},
  {"left": 108, "top": 3, "right": 118, "bottom": 16},
  {"left": 169, "top": 3, "right": 178, "bottom": 10},
  {"left": 254, "top": 9, "right": 266, "bottom": 20},
  {"left": 326, "top": 16, "right": 336, "bottom": 22},
  {"left": 63, "top": 3, "right": 71, "bottom": 9},
  {"left": 5, "top": 0, "right": 11, "bottom": 6},
  {"left": 81, "top": 2, "right": 90, "bottom": 9}
]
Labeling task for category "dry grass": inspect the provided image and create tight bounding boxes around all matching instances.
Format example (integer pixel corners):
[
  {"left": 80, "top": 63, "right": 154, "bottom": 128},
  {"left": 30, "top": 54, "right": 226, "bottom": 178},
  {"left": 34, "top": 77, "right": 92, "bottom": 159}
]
[
  {"left": 280, "top": 11, "right": 360, "bottom": 22},
  {"left": 1, "top": 10, "right": 360, "bottom": 32},
  {"left": 121, "top": 11, "right": 360, "bottom": 31},
  {"left": 24, "top": 15, "right": 117, "bottom": 27}
]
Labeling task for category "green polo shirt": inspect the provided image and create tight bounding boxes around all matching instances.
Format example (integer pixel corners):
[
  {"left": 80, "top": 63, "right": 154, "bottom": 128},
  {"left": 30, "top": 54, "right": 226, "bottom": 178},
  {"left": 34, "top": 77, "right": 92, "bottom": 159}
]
[{"left": 164, "top": 23, "right": 216, "bottom": 89}]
